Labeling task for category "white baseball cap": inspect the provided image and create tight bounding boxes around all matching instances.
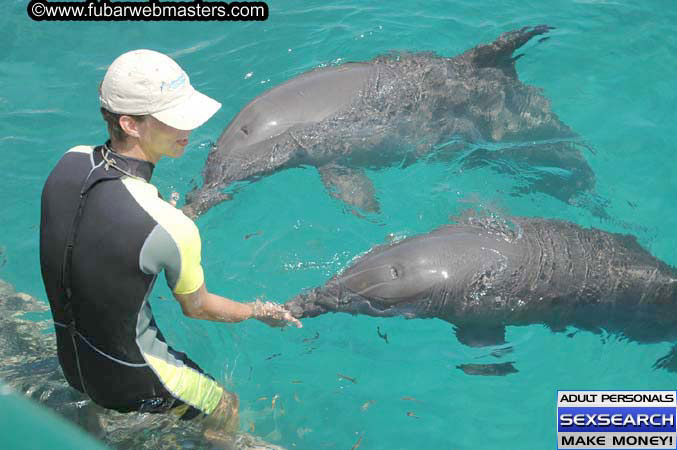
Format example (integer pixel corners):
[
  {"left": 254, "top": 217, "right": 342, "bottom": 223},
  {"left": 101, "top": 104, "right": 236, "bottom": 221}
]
[{"left": 99, "top": 49, "right": 221, "bottom": 131}]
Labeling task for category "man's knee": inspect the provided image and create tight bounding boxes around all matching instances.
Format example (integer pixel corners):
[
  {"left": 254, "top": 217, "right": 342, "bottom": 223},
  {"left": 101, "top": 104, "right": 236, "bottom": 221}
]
[
  {"left": 217, "top": 390, "right": 239, "bottom": 413},
  {"left": 220, "top": 390, "right": 239, "bottom": 422}
]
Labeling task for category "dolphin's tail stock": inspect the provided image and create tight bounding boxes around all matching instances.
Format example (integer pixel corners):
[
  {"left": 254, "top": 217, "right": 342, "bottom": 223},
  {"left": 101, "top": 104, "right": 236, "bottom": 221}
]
[{"left": 461, "top": 25, "right": 555, "bottom": 78}]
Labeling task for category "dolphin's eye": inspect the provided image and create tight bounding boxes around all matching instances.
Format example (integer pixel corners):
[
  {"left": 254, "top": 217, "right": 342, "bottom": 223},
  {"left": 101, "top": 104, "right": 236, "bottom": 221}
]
[
  {"left": 390, "top": 266, "right": 399, "bottom": 279},
  {"left": 241, "top": 126, "right": 249, "bottom": 136}
]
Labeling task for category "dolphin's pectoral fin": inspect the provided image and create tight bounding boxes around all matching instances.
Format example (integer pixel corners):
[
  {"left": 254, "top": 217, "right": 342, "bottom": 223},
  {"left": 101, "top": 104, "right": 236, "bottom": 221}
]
[
  {"left": 318, "top": 163, "right": 380, "bottom": 214},
  {"left": 454, "top": 325, "right": 507, "bottom": 347},
  {"left": 457, "top": 362, "right": 518, "bottom": 376},
  {"left": 652, "top": 346, "right": 677, "bottom": 372}
]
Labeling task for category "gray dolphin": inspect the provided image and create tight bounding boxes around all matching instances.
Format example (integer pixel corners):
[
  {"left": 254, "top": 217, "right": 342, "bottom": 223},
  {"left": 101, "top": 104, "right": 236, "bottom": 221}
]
[
  {"left": 284, "top": 216, "right": 677, "bottom": 373},
  {"left": 183, "top": 25, "right": 595, "bottom": 218}
]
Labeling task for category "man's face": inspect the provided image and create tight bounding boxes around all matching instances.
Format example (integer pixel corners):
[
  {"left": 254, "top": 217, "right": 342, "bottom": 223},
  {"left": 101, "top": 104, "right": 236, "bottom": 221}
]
[{"left": 136, "top": 116, "right": 192, "bottom": 160}]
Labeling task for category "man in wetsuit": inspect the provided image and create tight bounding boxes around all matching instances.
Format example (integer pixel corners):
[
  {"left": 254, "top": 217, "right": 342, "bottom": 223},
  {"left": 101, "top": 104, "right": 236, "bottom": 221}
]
[{"left": 39, "top": 49, "right": 301, "bottom": 438}]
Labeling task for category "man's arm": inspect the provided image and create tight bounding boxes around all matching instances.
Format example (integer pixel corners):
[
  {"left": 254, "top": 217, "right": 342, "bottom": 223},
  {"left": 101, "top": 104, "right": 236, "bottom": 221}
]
[
  {"left": 144, "top": 202, "right": 301, "bottom": 327},
  {"left": 174, "top": 282, "right": 302, "bottom": 328}
]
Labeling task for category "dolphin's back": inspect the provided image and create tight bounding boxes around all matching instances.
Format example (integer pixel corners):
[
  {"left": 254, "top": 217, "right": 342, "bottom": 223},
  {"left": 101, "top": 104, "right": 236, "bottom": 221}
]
[
  {"left": 216, "top": 63, "right": 375, "bottom": 154},
  {"left": 483, "top": 219, "right": 677, "bottom": 339}
]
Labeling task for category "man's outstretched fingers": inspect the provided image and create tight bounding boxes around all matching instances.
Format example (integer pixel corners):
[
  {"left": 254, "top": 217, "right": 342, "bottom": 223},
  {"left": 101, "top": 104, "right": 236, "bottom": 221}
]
[{"left": 284, "top": 311, "right": 302, "bottom": 328}]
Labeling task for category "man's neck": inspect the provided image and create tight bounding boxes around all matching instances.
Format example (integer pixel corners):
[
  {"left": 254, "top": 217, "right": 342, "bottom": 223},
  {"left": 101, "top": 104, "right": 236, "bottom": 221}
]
[{"left": 108, "top": 138, "right": 159, "bottom": 164}]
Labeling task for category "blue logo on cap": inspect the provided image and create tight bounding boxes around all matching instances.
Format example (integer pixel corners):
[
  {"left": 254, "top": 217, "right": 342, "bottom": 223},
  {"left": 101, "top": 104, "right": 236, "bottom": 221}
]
[{"left": 161, "top": 73, "right": 186, "bottom": 92}]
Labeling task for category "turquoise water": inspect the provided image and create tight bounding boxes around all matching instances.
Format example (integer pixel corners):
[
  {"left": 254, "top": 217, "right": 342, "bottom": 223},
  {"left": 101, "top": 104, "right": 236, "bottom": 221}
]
[
  {"left": 2, "top": 0, "right": 677, "bottom": 448},
  {"left": 0, "top": 386, "right": 108, "bottom": 450}
]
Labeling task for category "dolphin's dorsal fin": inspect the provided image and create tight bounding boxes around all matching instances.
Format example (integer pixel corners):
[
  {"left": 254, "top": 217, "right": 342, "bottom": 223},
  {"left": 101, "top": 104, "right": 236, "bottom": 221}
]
[{"left": 460, "top": 25, "right": 555, "bottom": 78}]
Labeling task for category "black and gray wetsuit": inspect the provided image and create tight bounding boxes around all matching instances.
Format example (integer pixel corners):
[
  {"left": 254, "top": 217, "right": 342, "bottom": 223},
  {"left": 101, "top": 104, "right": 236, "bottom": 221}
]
[{"left": 40, "top": 144, "right": 223, "bottom": 418}]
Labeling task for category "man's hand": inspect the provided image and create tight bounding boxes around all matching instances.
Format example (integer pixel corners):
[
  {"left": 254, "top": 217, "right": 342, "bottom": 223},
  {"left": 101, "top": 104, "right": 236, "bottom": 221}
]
[{"left": 251, "top": 300, "right": 303, "bottom": 328}]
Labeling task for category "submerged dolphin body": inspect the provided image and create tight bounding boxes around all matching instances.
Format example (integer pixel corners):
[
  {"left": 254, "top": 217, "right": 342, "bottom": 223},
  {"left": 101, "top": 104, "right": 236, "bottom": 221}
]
[
  {"left": 284, "top": 217, "right": 677, "bottom": 373},
  {"left": 184, "top": 26, "right": 595, "bottom": 217}
]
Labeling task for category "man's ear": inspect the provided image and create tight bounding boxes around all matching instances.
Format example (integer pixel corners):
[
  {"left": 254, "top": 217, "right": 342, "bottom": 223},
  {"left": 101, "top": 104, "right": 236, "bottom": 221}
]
[{"left": 119, "top": 115, "right": 142, "bottom": 139}]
